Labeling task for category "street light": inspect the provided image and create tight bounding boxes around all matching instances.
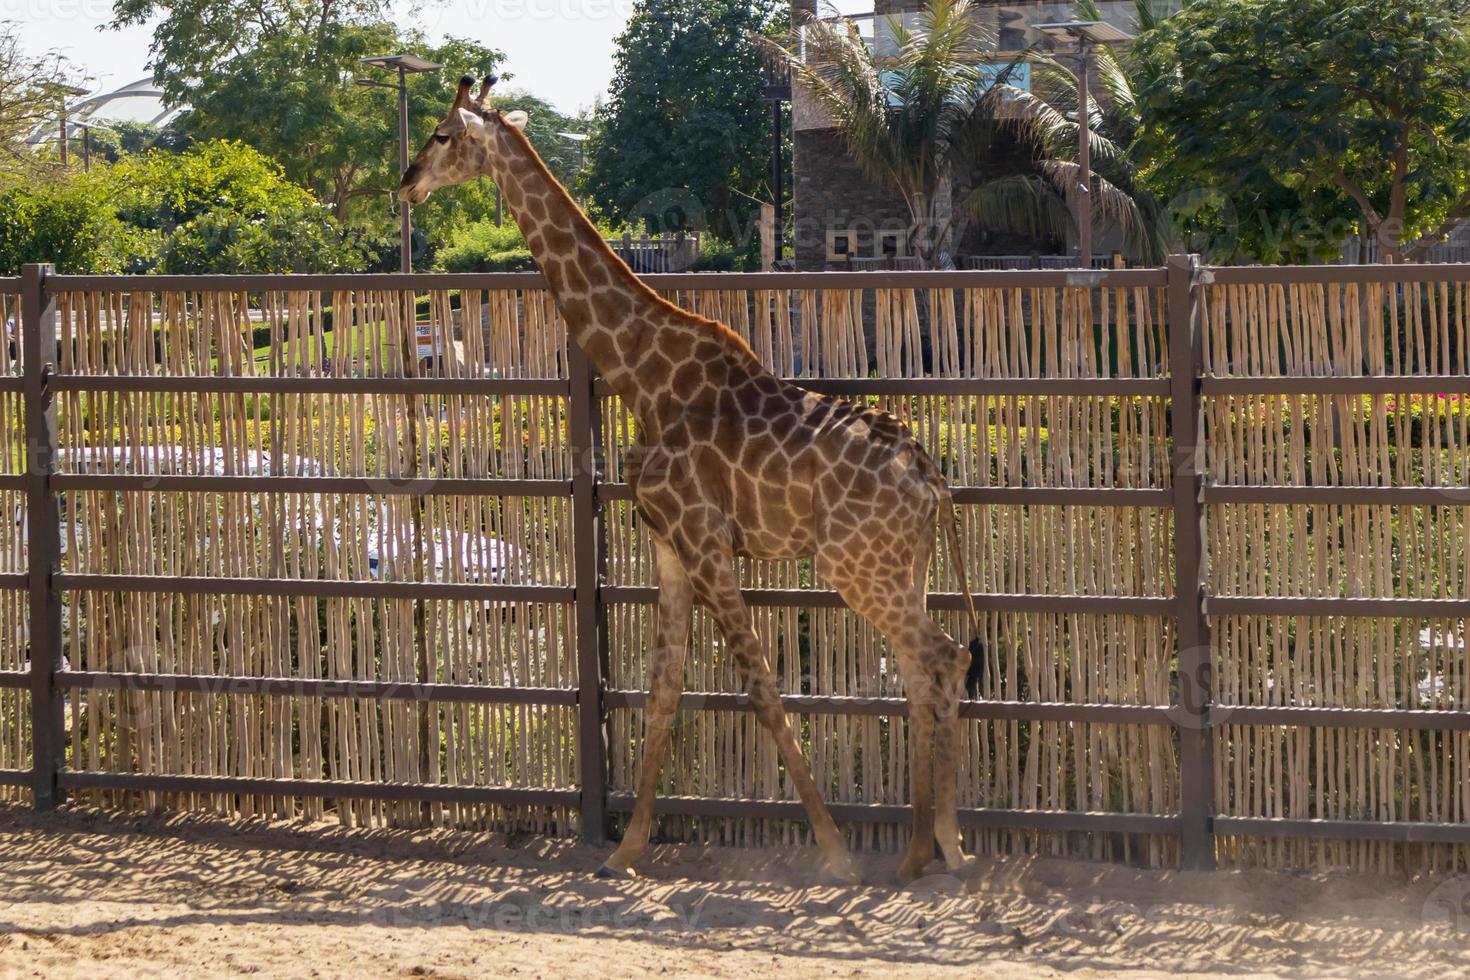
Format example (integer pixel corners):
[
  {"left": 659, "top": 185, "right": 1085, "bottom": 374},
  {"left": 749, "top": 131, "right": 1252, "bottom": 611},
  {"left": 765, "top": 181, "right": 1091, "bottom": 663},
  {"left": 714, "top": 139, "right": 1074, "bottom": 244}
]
[
  {"left": 48, "top": 83, "right": 88, "bottom": 167},
  {"left": 556, "top": 130, "right": 588, "bottom": 186},
  {"left": 68, "top": 120, "right": 115, "bottom": 172},
  {"left": 556, "top": 131, "right": 588, "bottom": 168},
  {"left": 356, "top": 54, "right": 443, "bottom": 273},
  {"left": 763, "top": 63, "right": 791, "bottom": 266},
  {"left": 1035, "top": 21, "right": 1132, "bottom": 268}
]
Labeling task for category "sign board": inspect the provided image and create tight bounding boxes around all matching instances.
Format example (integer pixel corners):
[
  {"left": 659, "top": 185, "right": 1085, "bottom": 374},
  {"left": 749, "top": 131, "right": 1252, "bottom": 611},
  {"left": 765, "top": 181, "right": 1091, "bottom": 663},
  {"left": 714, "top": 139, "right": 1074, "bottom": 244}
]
[{"left": 416, "top": 320, "right": 442, "bottom": 360}]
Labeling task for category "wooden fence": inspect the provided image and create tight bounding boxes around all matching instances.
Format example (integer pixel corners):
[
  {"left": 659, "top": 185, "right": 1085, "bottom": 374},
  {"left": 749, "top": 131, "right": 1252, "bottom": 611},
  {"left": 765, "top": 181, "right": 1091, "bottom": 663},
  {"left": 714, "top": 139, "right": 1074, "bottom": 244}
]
[{"left": 0, "top": 261, "right": 1466, "bottom": 872}]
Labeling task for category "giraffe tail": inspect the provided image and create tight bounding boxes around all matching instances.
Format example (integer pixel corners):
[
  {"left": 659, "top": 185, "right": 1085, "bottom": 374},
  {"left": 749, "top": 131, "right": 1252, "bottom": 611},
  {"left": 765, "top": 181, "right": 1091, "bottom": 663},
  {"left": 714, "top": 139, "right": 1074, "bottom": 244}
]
[{"left": 938, "top": 483, "right": 986, "bottom": 700}]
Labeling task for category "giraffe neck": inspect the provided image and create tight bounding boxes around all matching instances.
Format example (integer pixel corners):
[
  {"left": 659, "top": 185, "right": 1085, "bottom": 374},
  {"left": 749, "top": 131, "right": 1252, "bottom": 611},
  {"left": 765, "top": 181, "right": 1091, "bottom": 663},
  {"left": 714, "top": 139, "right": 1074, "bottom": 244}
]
[{"left": 481, "top": 119, "right": 665, "bottom": 393}]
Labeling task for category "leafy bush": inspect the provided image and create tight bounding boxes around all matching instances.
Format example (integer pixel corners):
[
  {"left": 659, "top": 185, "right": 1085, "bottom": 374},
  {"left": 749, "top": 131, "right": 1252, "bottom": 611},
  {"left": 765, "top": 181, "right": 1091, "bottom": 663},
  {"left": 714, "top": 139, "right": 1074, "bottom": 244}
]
[
  {"left": 0, "top": 176, "right": 124, "bottom": 274},
  {"left": 107, "top": 140, "right": 365, "bottom": 273},
  {"left": 690, "top": 236, "right": 761, "bottom": 272},
  {"left": 436, "top": 219, "right": 537, "bottom": 272}
]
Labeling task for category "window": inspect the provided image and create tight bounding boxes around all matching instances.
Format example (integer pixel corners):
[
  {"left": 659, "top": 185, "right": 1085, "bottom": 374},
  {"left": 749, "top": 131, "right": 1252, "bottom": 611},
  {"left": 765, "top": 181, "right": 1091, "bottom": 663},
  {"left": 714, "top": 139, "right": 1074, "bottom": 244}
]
[
  {"left": 876, "top": 230, "right": 906, "bottom": 259},
  {"left": 826, "top": 229, "right": 859, "bottom": 262}
]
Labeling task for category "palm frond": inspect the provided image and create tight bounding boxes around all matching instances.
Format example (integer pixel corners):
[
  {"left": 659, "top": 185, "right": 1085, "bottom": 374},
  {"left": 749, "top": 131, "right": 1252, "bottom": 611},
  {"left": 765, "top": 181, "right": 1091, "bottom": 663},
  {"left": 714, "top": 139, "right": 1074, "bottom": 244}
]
[
  {"left": 1038, "top": 158, "right": 1160, "bottom": 258},
  {"left": 990, "top": 67, "right": 1127, "bottom": 168},
  {"left": 965, "top": 175, "right": 1075, "bottom": 242},
  {"left": 764, "top": 0, "right": 1156, "bottom": 264}
]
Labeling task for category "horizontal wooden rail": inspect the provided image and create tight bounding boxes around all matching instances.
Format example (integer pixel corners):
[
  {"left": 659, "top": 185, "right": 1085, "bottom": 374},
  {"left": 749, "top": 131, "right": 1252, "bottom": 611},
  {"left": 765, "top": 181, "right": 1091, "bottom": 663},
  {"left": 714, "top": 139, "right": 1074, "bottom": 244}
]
[
  {"left": 602, "top": 586, "right": 1172, "bottom": 616},
  {"left": 598, "top": 483, "right": 1172, "bottom": 508},
  {"left": 0, "top": 769, "right": 29, "bottom": 787},
  {"left": 49, "top": 375, "right": 570, "bottom": 397},
  {"left": 1214, "top": 705, "right": 1470, "bottom": 730},
  {"left": 594, "top": 377, "right": 1170, "bottom": 398},
  {"left": 0, "top": 671, "right": 27, "bottom": 689},
  {"left": 1212, "top": 816, "right": 1470, "bottom": 845},
  {"left": 57, "top": 771, "right": 580, "bottom": 808},
  {"left": 54, "top": 574, "right": 573, "bottom": 603},
  {"left": 53, "top": 576, "right": 1171, "bottom": 615},
  {"left": 1204, "top": 264, "right": 1470, "bottom": 286},
  {"left": 605, "top": 794, "right": 1181, "bottom": 835},
  {"left": 51, "top": 474, "right": 572, "bottom": 497},
  {"left": 54, "top": 372, "right": 1170, "bottom": 400},
  {"left": 56, "top": 672, "right": 578, "bottom": 707},
  {"left": 1205, "top": 485, "right": 1470, "bottom": 506},
  {"left": 603, "top": 693, "right": 1470, "bottom": 731},
  {"left": 0, "top": 573, "right": 28, "bottom": 590},
  {"left": 1201, "top": 375, "right": 1470, "bottom": 396},
  {"left": 604, "top": 690, "right": 1173, "bottom": 725},
  {"left": 0, "top": 377, "right": 21, "bottom": 392},
  {"left": 47, "top": 268, "right": 1169, "bottom": 293},
  {"left": 1207, "top": 595, "right": 1470, "bottom": 617},
  {"left": 0, "top": 475, "right": 27, "bottom": 491}
]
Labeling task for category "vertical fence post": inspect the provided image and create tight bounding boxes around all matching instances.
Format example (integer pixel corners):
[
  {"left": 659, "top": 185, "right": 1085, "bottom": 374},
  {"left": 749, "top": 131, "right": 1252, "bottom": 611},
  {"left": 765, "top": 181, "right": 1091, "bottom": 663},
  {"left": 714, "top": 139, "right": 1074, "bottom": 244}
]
[
  {"left": 1167, "top": 254, "right": 1214, "bottom": 869},
  {"left": 568, "top": 339, "right": 607, "bottom": 843},
  {"left": 21, "top": 263, "right": 62, "bottom": 811}
]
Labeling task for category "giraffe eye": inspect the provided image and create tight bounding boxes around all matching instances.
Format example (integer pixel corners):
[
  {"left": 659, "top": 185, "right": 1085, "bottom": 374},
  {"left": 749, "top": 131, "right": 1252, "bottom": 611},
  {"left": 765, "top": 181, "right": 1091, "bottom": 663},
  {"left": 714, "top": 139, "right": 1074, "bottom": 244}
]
[{"left": 432, "top": 133, "right": 450, "bottom": 145}]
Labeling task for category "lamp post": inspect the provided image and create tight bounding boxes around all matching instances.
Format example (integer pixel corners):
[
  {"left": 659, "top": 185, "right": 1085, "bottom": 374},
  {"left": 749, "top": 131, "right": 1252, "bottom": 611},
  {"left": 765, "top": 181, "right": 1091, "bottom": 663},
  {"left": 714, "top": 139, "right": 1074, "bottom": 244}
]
[
  {"left": 50, "top": 84, "right": 88, "bottom": 168},
  {"left": 71, "top": 121, "right": 114, "bottom": 173},
  {"left": 1035, "top": 21, "right": 1132, "bottom": 268},
  {"left": 356, "top": 54, "right": 443, "bottom": 273},
  {"left": 763, "top": 65, "right": 791, "bottom": 266},
  {"left": 555, "top": 131, "right": 588, "bottom": 206}
]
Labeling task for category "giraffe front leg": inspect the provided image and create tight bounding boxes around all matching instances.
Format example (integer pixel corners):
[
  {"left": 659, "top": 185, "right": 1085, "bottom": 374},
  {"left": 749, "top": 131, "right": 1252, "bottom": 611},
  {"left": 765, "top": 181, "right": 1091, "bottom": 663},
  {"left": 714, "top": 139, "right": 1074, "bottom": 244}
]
[
  {"left": 688, "top": 552, "right": 860, "bottom": 884},
  {"left": 598, "top": 538, "right": 693, "bottom": 878},
  {"left": 729, "top": 629, "right": 861, "bottom": 885}
]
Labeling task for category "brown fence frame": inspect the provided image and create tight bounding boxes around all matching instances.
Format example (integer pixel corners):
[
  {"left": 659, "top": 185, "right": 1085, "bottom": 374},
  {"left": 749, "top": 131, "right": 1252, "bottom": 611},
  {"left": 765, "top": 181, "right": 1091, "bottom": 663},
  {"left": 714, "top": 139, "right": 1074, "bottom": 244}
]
[{"left": 2, "top": 260, "right": 1470, "bottom": 866}]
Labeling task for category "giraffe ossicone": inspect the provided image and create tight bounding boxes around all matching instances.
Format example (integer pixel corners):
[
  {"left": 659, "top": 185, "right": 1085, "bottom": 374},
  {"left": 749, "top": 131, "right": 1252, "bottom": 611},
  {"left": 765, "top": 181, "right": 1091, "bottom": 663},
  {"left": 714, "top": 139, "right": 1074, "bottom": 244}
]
[{"left": 400, "top": 73, "right": 986, "bottom": 887}]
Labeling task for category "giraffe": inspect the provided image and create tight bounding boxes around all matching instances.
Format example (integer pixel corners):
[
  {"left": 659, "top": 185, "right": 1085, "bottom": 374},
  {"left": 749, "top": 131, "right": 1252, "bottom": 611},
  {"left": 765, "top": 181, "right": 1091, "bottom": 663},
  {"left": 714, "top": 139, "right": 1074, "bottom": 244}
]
[{"left": 400, "top": 74, "right": 986, "bottom": 885}]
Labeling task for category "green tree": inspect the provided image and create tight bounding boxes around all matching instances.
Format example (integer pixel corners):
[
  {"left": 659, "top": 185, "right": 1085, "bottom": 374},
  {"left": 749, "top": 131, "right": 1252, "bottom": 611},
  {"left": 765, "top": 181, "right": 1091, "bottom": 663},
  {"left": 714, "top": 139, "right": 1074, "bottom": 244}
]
[
  {"left": 0, "top": 176, "right": 122, "bottom": 273},
  {"left": 582, "top": 0, "right": 778, "bottom": 243},
  {"left": 0, "top": 21, "right": 77, "bottom": 176},
  {"left": 107, "top": 139, "right": 364, "bottom": 272},
  {"left": 112, "top": 0, "right": 504, "bottom": 228},
  {"left": 1134, "top": 0, "right": 1470, "bottom": 262},
  {"left": 87, "top": 119, "right": 195, "bottom": 162}
]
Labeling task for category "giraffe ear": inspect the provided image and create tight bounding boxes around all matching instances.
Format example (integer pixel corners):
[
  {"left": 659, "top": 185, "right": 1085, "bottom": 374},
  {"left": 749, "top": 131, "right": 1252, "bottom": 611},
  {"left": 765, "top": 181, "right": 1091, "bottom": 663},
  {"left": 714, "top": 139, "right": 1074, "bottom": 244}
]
[
  {"left": 456, "top": 108, "right": 487, "bottom": 132},
  {"left": 503, "top": 110, "right": 529, "bottom": 130}
]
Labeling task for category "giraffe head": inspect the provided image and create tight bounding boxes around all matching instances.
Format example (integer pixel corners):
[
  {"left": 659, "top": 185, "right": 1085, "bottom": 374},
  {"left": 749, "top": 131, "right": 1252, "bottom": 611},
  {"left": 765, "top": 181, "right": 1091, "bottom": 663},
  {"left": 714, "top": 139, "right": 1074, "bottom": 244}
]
[{"left": 398, "top": 73, "right": 528, "bottom": 205}]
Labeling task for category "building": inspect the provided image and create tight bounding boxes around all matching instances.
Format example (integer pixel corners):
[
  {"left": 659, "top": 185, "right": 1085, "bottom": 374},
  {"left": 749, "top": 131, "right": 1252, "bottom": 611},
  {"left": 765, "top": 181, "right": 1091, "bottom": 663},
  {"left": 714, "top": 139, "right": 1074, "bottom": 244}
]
[{"left": 788, "top": 1, "right": 1152, "bottom": 270}]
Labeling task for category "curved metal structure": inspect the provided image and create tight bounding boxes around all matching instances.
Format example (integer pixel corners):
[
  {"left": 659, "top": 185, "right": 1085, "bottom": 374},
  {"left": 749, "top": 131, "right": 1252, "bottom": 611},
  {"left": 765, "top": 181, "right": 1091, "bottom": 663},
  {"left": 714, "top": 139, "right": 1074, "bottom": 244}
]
[{"left": 24, "top": 77, "right": 174, "bottom": 147}]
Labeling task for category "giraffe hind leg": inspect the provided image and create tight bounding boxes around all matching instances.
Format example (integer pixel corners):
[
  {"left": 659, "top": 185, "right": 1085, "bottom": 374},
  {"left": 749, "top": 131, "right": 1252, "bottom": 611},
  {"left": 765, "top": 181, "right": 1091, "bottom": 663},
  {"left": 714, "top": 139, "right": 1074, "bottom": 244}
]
[
  {"left": 826, "top": 561, "right": 973, "bottom": 881},
  {"left": 928, "top": 630, "right": 974, "bottom": 873}
]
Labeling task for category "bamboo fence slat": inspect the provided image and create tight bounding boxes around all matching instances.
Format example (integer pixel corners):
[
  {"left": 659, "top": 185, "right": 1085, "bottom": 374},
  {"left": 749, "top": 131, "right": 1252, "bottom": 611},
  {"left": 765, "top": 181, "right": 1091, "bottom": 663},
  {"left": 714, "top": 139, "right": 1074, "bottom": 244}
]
[
  {"left": 1203, "top": 278, "right": 1469, "bottom": 871},
  {"left": 0, "top": 268, "right": 1460, "bottom": 872}
]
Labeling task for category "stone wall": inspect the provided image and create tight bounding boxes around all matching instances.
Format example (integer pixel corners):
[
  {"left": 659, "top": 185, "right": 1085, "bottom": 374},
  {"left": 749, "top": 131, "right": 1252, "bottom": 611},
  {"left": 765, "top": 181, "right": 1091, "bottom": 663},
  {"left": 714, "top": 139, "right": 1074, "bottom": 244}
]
[{"left": 791, "top": 129, "right": 913, "bottom": 271}]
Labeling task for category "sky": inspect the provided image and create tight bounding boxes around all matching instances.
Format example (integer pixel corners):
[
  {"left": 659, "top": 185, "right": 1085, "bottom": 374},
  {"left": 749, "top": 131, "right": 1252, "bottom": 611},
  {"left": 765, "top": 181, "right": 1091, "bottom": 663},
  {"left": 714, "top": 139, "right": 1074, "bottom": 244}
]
[{"left": 5, "top": 0, "right": 643, "bottom": 119}]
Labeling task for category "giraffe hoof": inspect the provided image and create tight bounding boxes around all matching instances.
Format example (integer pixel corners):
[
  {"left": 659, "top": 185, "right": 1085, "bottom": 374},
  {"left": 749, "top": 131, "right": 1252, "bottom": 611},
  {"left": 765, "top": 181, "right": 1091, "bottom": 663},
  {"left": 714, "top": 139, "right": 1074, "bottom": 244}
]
[
  {"left": 896, "top": 857, "right": 934, "bottom": 886},
  {"left": 595, "top": 863, "right": 636, "bottom": 880},
  {"left": 945, "top": 855, "right": 979, "bottom": 878},
  {"left": 825, "top": 858, "right": 864, "bottom": 887}
]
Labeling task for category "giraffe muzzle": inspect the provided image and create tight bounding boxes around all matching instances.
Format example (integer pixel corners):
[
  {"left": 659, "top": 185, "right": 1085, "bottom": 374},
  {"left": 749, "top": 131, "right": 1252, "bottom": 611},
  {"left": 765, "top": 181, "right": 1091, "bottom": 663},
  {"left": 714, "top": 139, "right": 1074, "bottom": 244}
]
[{"left": 398, "top": 182, "right": 430, "bottom": 206}]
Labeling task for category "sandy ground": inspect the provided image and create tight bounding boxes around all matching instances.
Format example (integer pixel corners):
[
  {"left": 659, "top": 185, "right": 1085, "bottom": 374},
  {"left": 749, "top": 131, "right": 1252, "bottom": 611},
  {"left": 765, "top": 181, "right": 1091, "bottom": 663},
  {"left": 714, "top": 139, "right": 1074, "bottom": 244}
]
[{"left": 0, "top": 804, "right": 1467, "bottom": 979}]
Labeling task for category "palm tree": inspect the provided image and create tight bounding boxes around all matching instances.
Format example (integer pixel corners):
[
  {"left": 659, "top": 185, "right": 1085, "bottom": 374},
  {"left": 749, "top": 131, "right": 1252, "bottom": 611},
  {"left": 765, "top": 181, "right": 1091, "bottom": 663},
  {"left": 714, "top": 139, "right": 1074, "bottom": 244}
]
[
  {"left": 1002, "top": 0, "right": 1169, "bottom": 262},
  {"left": 769, "top": 0, "right": 1153, "bottom": 267}
]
